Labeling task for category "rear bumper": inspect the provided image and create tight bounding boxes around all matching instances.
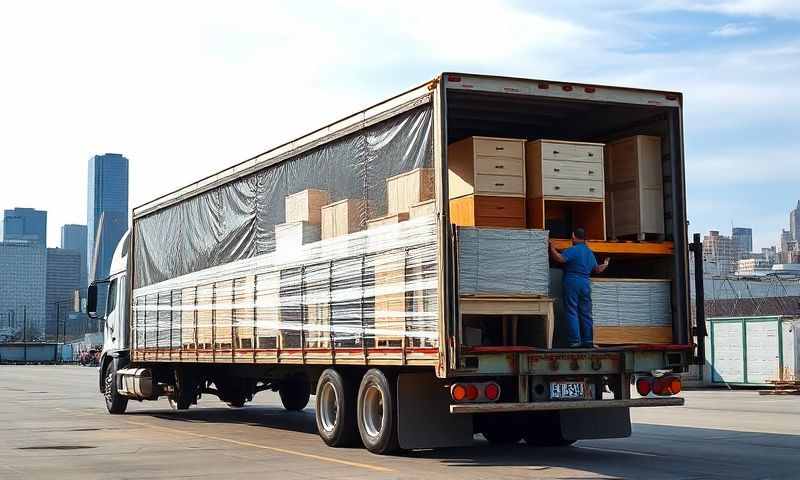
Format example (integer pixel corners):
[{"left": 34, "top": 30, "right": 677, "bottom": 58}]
[{"left": 450, "top": 397, "right": 684, "bottom": 414}]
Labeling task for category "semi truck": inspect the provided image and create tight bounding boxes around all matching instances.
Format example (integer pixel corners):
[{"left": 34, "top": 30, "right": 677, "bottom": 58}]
[{"left": 91, "top": 72, "right": 701, "bottom": 454}]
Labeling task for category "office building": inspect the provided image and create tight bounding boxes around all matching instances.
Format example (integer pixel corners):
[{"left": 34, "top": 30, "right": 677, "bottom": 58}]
[
  {"left": 61, "top": 224, "right": 88, "bottom": 291},
  {"left": 731, "top": 227, "right": 752, "bottom": 258},
  {"left": 0, "top": 242, "right": 47, "bottom": 338},
  {"left": 45, "top": 248, "right": 81, "bottom": 339},
  {"left": 87, "top": 153, "right": 129, "bottom": 315},
  {"left": 791, "top": 201, "right": 800, "bottom": 241},
  {"left": 3, "top": 208, "right": 47, "bottom": 247},
  {"left": 702, "top": 230, "right": 737, "bottom": 276},
  {"left": 779, "top": 229, "right": 794, "bottom": 263}
]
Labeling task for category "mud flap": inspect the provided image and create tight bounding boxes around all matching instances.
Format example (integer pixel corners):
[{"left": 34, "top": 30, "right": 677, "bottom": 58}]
[
  {"left": 397, "top": 373, "right": 473, "bottom": 449},
  {"left": 560, "top": 407, "right": 631, "bottom": 440}
]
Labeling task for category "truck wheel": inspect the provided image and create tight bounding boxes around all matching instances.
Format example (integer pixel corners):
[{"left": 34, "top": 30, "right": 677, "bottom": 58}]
[
  {"left": 279, "top": 374, "right": 310, "bottom": 411},
  {"left": 215, "top": 378, "right": 251, "bottom": 408},
  {"left": 315, "top": 369, "right": 358, "bottom": 447},
  {"left": 169, "top": 369, "right": 197, "bottom": 411},
  {"left": 103, "top": 358, "right": 128, "bottom": 415},
  {"left": 356, "top": 369, "right": 399, "bottom": 454},
  {"left": 523, "top": 412, "right": 576, "bottom": 447}
]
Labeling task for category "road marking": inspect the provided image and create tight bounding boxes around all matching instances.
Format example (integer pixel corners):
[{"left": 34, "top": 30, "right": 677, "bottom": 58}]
[
  {"left": 577, "top": 446, "right": 659, "bottom": 457},
  {"left": 124, "top": 420, "right": 394, "bottom": 473}
]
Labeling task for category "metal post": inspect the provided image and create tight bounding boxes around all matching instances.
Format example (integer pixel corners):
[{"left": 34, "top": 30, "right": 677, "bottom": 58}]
[
  {"left": 690, "top": 233, "right": 707, "bottom": 365},
  {"left": 23, "top": 305, "right": 27, "bottom": 363}
]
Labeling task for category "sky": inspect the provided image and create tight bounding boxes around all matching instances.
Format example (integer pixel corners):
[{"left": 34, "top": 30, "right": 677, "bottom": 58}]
[{"left": 0, "top": 0, "right": 798, "bottom": 250}]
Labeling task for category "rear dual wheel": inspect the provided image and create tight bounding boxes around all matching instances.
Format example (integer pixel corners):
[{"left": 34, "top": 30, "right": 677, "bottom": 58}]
[
  {"left": 315, "top": 369, "right": 358, "bottom": 447},
  {"left": 356, "top": 369, "right": 399, "bottom": 454}
]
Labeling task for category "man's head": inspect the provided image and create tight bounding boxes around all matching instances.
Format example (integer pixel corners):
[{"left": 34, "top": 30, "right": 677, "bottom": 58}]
[{"left": 572, "top": 227, "right": 586, "bottom": 243}]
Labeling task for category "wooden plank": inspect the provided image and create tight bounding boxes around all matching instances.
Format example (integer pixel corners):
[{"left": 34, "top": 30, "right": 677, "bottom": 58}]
[
  {"left": 550, "top": 238, "right": 673, "bottom": 255},
  {"left": 594, "top": 326, "right": 673, "bottom": 344}
]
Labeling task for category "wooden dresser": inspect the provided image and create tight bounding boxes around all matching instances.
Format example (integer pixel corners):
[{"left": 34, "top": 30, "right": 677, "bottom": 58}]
[
  {"left": 525, "top": 140, "right": 606, "bottom": 240},
  {"left": 447, "top": 136, "right": 526, "bottom": 228},
  {"left": 605, "top": 135, "right": 664, "bottom": 240}
]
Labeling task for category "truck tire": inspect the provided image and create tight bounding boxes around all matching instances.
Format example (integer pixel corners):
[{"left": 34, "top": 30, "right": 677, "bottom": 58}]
[
  {"left": 523, "top": 412, "right": 576, "bottom": 447},
  {"left": 315, "top": 369, "right": 359, "bottom": 447},
  {"left": 356, "top": 369, "right": 399, "bottom": 454},
  {"left": 279, "top": 374, "right": 310, "bottom": 411},
  {"left": 103, "top": 358, "right": 128, "bottom": 415},
  {"left": 169, "top": 369, "right": 197, "bottom": 411}
]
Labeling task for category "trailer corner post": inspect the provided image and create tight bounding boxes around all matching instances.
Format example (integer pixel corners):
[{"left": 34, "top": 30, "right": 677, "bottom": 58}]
[{"left": 690, "top": 233, "right": 707, "bottom": 365}]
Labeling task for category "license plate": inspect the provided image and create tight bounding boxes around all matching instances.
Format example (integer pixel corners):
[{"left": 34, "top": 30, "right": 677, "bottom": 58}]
[{"left": 549, "top": 382, "right": 586, "bottom": 400}]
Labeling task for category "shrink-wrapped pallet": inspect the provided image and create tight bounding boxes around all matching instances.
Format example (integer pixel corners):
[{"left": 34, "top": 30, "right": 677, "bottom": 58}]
[
  {"left": 590, "top": 278, "right": 671, "bottom": 327},
  {"left": 458, "top": 228, "right": 549, "bottom": 296}
]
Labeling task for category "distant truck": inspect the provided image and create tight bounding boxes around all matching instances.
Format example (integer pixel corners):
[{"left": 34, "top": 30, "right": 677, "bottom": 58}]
[{"left": 92, "top": 73, "right": 700, "bottom": 453}]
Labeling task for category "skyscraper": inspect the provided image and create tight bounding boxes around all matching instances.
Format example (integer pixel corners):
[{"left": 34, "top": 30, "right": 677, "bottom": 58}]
[
  {"left": 731, "top": 227, "right": 753, "bottom": 258},
  {"left": 0, "top": 242, "right": 47, "bottom": 338},
  {"left": 45, "top": 248, "right": 81, "bottom": 339},
  {"left": 703, "top": 230, "right": 737, "bottom": 276},
  {"left": 3, "top": 208, "right": 47, "bottom": 247},
  {"left": 791, "top": 201, "right": 800, "bottom": 241},
  {"left": 61, "top": 224, "right": 88, "bottom": 290},
  {"left": 87, "top": 154, "right": 129, "bottom": 295}
]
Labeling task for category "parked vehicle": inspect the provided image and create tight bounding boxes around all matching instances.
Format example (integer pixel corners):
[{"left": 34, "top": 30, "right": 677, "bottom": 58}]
[{"left": 93, "top": 73, "right": 699, "bottom": 453}]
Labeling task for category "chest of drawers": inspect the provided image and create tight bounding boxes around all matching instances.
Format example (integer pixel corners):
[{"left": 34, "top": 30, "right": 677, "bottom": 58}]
[
  {"left": 526, "top": 140, "right": 607, "bottom": 240},
  {"left": 448, "top": 136, "right": 527, "bottom": 228}
]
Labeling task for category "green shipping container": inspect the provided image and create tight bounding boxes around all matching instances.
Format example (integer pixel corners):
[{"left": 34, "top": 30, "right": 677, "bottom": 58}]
[{"left": 707, "top": 316, "right": 799, "bottom": 386}]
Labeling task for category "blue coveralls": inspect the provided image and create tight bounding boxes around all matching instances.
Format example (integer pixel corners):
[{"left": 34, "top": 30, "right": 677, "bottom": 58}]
[{"left": 561, "top": 242, "right": 598, "bottom": 346}]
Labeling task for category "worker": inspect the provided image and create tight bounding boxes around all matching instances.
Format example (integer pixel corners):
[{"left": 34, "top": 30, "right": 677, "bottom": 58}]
[{"left": 549, "top": 228, "right": 610, "bottom": 348}]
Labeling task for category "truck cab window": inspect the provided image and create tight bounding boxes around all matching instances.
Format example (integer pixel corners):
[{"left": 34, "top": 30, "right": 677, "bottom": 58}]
[{"left": 107, "top": 279, "right": 118, "bottom": 315}]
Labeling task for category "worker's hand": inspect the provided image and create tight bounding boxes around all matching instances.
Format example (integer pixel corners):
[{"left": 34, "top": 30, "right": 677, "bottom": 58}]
[{"left": 603, "top": 257, "right": 611, "bottom": 267}]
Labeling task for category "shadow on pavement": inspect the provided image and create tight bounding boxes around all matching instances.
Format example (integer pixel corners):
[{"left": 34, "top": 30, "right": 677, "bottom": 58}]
[{"left": 125, "top": 406, "right": 800, "bottom": 478}]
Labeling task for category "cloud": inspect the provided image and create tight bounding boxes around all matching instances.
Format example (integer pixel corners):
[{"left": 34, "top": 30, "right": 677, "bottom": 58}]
[
  {"left": 710, "top": 22, "right": 760, "bottom": 37},
  {"left": 647, "top": 0, "right": 800, "bottom": 19}
]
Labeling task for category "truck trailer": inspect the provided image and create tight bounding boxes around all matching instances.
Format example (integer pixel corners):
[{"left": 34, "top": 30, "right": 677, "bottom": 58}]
[{"left": 92, "top": 73, "right": 698, "bottom": 453}]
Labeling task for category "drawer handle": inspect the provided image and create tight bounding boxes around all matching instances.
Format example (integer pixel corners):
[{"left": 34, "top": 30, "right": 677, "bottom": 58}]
[
  {"left": 554, "top": 186, "right": 560, "bottom": 190},
  {"left": 588, "top": 152, "right": 594, "bottom": 157},
  {"left": 589, "top": 187, "right": 596, "bottom": 192},
  {"left": 494, "top": 183, "right": 505, "bottom": 187},
  {"left": 495, "top": 165, "right": 504, "bottom": 169},
  {"left": 588, "top": 170, "right": 595, "bottom": 174},
  {"left": 495, "top": 146, "right": 505, "bottom": 151},
  {"left": 553, "top": 168, "right": 560, "bottom": 172},
  {"left": 552, "top": 150, "right": 560, "bottom": 155},
  {"left": 496, "top": 206, "right": 505, "bottom": 210}
]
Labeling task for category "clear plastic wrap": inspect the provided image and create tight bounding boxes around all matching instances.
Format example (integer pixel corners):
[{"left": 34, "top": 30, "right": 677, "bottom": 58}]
[
  {"left": 458, "top": 228, "right": 549, "bottom": 296},
  {"left": 131, "top": 105, "right": 438, "bottom": 355},
  {"left": 132, "top": 216, "right": 439, "bottom": 352},
  {"left": 591, "top": 279, "right": 671, "bottom": 327}
]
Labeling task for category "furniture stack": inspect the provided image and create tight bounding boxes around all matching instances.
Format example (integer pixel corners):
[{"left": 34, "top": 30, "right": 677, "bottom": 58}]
[
  {"left": 447, "top": 137, "right": 527, "bottom": 228},
  {"left": 276, "top": 189, "right": 327, "bottom": 251},
  {"left": 321, "top": 198, "right": 364, "bottom": 239}
]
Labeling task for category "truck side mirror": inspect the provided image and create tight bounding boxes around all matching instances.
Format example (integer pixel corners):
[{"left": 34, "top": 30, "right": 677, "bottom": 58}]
[{"left": 87, "top": 284, "right": 98, "bottom": 319}]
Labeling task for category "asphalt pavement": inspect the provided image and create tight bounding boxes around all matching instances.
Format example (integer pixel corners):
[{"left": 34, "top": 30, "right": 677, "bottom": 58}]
[{"left": 1, "top": 365, "right": 799, "bottom": 479}]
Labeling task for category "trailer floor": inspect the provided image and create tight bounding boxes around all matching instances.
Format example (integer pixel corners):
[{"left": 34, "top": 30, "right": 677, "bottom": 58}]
[{"left": 1, "top": 365, "right": 799, "bottom": 480}]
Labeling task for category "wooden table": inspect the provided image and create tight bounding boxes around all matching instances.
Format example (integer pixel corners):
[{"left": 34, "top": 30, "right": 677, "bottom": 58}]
[{"left": 459, "top": 295, "right": 555, "bottom": 349}]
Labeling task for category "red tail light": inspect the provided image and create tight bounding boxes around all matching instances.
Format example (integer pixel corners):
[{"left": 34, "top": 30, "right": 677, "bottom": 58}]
[
  {"left": 652, "top": 376, "right": 681, "bottom": 396},
  {"left": 466, "top": 384, "right": 479, "bottom": 401},
  {"left": 484, "top": 383, "right": 500, "bottom": 401},
  {"left": 451, "top": 384, "right": 467, "bottom": 401},
  {"left": 636, "top": 378, "right": 652, "bottom": 396}
]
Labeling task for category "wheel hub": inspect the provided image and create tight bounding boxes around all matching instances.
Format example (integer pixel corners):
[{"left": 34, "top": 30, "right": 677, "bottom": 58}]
[
  {"left": 319, "top": 382, "right": 339, "bottom": 432},
  {"left": 363, "top": 384, "right": 384, "bottom": 438}
]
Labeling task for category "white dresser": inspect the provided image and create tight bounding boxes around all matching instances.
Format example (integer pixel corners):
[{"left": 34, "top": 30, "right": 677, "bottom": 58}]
[{"left": 525, "top": 140, "right": 606, "bottom": 240}]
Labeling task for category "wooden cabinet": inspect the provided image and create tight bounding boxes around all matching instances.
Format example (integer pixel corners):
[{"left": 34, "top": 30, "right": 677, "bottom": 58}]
[
  {"left": 447, "top": 136, "right": 526, "bottom": 198},
  {"left": 409, "top": 199, "right": 436, "bottom": 219},
  {"left": 321, "top": 199, "right": 364, "bottom": 239},
  {"left": 285, "top": 189, "right": 330, "bottom": 224},
  {"left": 526, "top": 140, "right": 606, "bottom": 240},
  {"left": 605, "top": 135, "right": 664, "bottom": 240},
  {"left": 367, "top": 212, "right": 409, "bottom": 229},
  {"left": 450, "top": 195, "right": 525, "bottom": 228},
  {"left": 386, "top": 168, "right": 434, "bottom": 215},
  {"left": 448, "top": 136, "right": 526, "bottom": 228}
]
